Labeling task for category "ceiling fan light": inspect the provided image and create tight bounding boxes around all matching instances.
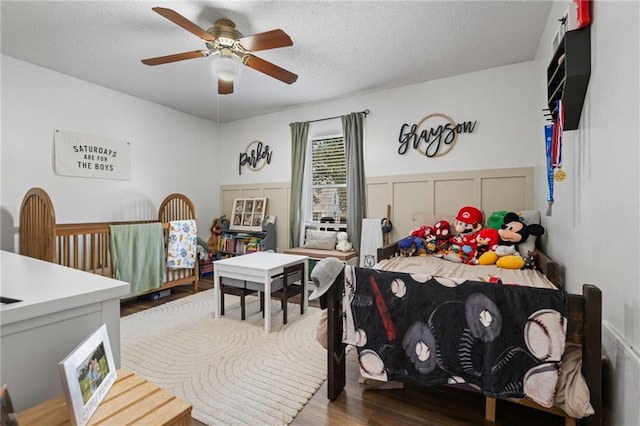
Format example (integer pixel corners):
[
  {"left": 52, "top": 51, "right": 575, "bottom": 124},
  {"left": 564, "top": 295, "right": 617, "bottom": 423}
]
[{"left": 211, "top": 55, "right": 240, "bottom": 81}]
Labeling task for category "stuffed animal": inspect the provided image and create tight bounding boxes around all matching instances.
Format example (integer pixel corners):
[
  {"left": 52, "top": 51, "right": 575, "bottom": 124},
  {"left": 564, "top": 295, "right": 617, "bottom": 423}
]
[
  {"left": 524, "top": 250, "right": 539, "bottom": 270},
  {"left": 444, "top": 206, "right": 484, "bottom": 263},
  {"left": 452, "top": 206, "right": 484, "bottom": 240},
  {"left": 335, "top": 232, "right": 353, "bottom": 252},
  {"left": 473, "top": 228, "right": 499, "bottom": 264},
  {"left": 432, "top": 221, "right": 450, "bottom": 243},
  {"left": 479, "top": 212, "right": 545, "bottom": 269},
  {"left": 398, "top": 236, "right": 428, "bottom": 257},
  {"left": 410, "top": 225, "right": 433, "bottom": 239},
  {"left": 207, "top": 218, "right": 223, "bottom": 259}
]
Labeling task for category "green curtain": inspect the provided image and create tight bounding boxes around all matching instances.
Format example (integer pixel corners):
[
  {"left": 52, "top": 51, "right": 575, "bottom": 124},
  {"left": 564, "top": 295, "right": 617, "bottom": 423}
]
[
  {"left": 289, "top": 121, "right": 309, "bottom": 248},
  {"left": 342, "top": 112, "right": 367, "bottom": 253}
]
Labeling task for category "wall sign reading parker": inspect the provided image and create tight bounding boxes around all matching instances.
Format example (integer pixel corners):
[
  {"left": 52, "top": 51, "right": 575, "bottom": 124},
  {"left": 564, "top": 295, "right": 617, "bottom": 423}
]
[
  {"left": 239, "top": 140, "right": 272, "bottom": 175},
  {"left": 398, "top": 113, "right": 477, "bottom": 158}
]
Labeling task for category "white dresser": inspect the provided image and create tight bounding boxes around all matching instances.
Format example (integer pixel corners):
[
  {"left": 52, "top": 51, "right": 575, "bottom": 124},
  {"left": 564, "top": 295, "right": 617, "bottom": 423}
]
[{"left": 0, "top": 250, "right": 129, "bottom": 411}]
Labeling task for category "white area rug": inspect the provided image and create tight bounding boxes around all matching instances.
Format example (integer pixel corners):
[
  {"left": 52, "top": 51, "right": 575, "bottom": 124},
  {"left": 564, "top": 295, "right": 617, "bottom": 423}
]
[{"left": 120, "top": 290, "right": 326, "bottom": 425}]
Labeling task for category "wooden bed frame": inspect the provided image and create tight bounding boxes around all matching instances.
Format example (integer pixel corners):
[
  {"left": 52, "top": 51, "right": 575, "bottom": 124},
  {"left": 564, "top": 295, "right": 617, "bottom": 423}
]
[
  {"left": 19, "top": 187, "right": 199, "bottom": 297},
  {"left": 326, "top": 241, "right": 602, "bottom": 426}
]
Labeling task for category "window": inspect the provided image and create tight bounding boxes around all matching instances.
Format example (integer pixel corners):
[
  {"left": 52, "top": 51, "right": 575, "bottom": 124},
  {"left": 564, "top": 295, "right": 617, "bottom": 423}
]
[{"left": 310, "top": 136, "right": 347, "bottom": 222}]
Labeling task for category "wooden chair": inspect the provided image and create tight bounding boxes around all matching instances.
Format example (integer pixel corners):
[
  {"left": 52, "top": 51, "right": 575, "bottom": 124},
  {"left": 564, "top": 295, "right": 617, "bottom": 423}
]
[
  {"left": 220, "top": 278, "right": 262, "bottom": 320},
  {"left": 269, "top": 262, "right": 306, "bottom": 324}
]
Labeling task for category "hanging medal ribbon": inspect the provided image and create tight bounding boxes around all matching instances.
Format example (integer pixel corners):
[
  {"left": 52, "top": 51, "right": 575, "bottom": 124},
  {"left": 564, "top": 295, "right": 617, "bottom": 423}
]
[
  {"left": 552, "top": 100, "right": 566, "bottom": 182},
  {"left": 544, "top": 124, "right": 555, "bottom": 216}
]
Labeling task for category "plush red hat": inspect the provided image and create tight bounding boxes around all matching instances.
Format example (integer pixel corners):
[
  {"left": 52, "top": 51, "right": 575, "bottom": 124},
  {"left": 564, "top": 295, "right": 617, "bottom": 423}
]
[{"left": 456, "top": 206, "right": 483, "bottom": 225}]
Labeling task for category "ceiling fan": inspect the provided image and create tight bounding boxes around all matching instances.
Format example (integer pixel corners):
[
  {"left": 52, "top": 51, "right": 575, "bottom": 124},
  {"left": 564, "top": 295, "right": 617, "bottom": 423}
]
[{"left": 141, "top": 7, "right": 298, "bottom": 95}]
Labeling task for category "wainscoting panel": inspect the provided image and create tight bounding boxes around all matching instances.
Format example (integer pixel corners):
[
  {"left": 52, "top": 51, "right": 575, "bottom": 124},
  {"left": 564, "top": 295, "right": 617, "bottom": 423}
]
[
  {"left": 480, "top": 175, "right": 533, "bottom": 215},
  {"left": 365, "top": 167, "right": 534, "bottom": 242},
  {"left": 220, "top": 183, "right": 291, "bottom": 252},
  {"left": 393, "top": 180, "right": 432, "bottom": 223},
  {"left": 366, "top": 182, "right": 392, "bottom": 221},
  {"left": 263, "top": 187, "right": 288, "bottom": 252},
  {"left": 602, "top": 321, "right": 640, "bottom": 426},
  {"left": 433, "top": 178, "right": 476, "bottom": 216},
  {"left": 220, "top": 167, "right": 534, "bottom": 251}
]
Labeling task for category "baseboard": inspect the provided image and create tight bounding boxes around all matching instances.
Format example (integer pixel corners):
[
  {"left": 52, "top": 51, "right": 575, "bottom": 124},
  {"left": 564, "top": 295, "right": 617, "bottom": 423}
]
[{"left": 601, "top": 321, "right": 640, "bottom": 426}]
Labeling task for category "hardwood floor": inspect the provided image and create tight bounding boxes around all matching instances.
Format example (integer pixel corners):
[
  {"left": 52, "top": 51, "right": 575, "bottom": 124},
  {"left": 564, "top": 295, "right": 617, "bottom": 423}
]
[{"left": 120, "top": 278, "right": 565, "bottom": 426}]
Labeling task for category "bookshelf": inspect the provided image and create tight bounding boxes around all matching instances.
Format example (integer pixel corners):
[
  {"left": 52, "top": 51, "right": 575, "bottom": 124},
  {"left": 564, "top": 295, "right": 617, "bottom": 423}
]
[{"left": 219, "top": 215, "right": 276, "bottom": 257}]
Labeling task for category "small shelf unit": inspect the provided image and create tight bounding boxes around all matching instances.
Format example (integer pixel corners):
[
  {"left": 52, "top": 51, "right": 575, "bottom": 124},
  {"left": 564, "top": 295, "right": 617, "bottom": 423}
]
[
  {"left": 220, "top": 229, "right": 268, "bottom": 257},
  {"left": 546, "top": 26, "right": 591, "bottom": 130},
  {"left": 218, "top": 215, "right": 276, "bottom": 258}
]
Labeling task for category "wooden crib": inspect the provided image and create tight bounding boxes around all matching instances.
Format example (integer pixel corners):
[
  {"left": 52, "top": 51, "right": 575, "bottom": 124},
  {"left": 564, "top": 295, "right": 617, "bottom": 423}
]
[{"left": 19, "top": 187, "right": 199, "bottom": 297}]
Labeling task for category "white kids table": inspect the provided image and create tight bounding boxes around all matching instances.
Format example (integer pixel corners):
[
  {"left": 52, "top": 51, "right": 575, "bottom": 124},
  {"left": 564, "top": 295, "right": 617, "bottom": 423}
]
[{"left": 213, "top": 252, "right": 308, "bottom": 334}]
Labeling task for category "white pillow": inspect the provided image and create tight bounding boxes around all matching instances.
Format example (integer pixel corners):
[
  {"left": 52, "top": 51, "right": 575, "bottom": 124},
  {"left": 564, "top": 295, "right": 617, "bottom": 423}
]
[{"left": 303, "top": 230, "right": 338, "bottom": 250}]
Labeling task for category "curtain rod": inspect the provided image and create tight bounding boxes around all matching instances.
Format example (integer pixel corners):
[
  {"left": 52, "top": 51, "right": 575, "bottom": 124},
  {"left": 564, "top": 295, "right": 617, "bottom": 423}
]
[{"left": 291, "top": 109, "right": 370, "bottom": 125}]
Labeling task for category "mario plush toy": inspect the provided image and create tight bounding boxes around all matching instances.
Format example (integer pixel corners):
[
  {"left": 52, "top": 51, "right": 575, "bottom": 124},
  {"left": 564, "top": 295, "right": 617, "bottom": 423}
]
[
  {"left": 444, "top": 206, "right": 483, "bottom": 263},
  {"left": 453, "top": 206, "right": 484, "bottom": 239}
]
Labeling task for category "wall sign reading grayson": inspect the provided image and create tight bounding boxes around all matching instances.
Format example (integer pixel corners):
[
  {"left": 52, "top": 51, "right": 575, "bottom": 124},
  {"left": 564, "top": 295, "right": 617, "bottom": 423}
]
[
  {"left": 397, "top": 113, "right": 477, "bottom": 158},
  {"left": 239, "top": 140, "right": 272, "bottom": 175}
]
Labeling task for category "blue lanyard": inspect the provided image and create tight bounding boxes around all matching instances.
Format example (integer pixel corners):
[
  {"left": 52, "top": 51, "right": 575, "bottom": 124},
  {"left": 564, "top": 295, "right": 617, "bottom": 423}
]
[{"left": 544, "top": 124, "right": 555, "bottom": 216}]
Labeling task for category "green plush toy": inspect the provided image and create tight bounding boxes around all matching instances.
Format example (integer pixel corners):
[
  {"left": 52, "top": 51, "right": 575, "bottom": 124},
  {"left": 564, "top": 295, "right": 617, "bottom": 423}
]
[{"left": 487, "top": 210, "right": 509, "bottom": 229}]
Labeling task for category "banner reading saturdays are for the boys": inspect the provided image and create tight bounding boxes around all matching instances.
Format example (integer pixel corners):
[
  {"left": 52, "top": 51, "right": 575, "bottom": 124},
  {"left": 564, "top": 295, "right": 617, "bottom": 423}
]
[{"left": 54, "top": 129, "right": 131, "bottom": 180}]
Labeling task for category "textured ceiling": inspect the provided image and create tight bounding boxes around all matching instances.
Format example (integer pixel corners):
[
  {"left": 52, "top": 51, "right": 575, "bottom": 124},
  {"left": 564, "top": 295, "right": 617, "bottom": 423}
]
[{"left": 1, "top": 1, "right": 552, "bottom": 123}]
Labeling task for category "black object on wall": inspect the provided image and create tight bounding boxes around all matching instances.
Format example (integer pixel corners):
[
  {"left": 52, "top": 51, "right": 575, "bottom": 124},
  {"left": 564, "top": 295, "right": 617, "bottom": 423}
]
[{"left": 547, "top": 26, "right": 591, "bottom": 130}]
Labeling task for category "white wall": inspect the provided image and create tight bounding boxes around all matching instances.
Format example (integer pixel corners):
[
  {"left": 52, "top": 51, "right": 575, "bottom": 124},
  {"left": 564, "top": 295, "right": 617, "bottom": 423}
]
[
  {"left": 534, "top": 0, "right": 640, "bottom": 348},
  {"left": 218, "top": 60, "right": 540, "bottom": 183},
  {"left": 1, "top": 55, "right": 221, "bottom": 251},
  {"left": 532, "top": 2, "right": 639, "bottom": 425}
]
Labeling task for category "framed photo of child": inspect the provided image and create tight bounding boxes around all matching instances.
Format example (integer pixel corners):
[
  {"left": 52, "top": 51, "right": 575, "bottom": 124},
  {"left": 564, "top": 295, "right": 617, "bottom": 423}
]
[
  {"left": 58, "top": 324, "right": 116, "bottom": 426},
  {"left": 229, "top": 198, "right": 267, "bottom": 232}
]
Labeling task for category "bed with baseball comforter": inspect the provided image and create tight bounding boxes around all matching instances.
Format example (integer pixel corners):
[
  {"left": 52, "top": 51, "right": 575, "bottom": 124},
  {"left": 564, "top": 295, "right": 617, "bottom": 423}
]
[{"left": 325, "top": 248, "right": 602, "bottom": 426}]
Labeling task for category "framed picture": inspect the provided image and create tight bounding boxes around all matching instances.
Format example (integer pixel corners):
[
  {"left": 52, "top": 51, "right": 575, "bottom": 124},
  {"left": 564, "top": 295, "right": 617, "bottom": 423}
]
[
  {"left": 58, "top": 324, "right": 117, "bottom": 426},
  {"left": 229, "top": 197, "right": 267, "bottom": 231}
]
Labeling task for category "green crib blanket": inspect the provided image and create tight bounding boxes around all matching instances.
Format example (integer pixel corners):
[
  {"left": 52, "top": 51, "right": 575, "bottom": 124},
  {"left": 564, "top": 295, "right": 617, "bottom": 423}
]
[{"left": 110, "top": 223, "right": 165, "bottom": 297}]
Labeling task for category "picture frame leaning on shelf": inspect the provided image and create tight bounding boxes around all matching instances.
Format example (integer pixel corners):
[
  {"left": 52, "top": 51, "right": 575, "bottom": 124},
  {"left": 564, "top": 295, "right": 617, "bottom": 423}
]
[{"left": 58, "top": 324, "right": 116, "bottom": 426}]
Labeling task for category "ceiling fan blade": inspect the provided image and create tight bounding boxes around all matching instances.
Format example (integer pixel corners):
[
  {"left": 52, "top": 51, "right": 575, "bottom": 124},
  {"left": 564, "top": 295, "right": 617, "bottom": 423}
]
[
  {"left": 243, "top": 55, "right": 298, "bottom": 85},
  {"left": 141, "top": 50, "right": 209, "bottom": 66},
  {"left": 218, "top": 79, "right": 234, "bottom": 95},
  {"left": 152, "top": 7, "right": 215, "bottom": 42},
  {"left": 238, "top": 29, "right": 293, "bottom": 52}
]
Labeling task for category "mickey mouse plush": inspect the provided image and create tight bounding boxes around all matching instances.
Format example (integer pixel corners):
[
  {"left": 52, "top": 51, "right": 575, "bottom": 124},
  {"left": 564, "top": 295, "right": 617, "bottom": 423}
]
[{"left": 479, "top": 212, "right": 545, "bottom": 269}]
